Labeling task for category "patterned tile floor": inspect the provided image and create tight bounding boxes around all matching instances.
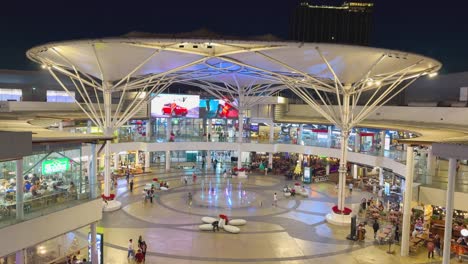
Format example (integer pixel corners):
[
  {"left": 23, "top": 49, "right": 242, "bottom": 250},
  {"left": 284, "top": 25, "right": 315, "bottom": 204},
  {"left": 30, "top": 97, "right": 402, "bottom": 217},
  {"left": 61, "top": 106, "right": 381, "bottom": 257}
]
[{"left": 87, "top": 166, "right": 456, "bottom": 264}]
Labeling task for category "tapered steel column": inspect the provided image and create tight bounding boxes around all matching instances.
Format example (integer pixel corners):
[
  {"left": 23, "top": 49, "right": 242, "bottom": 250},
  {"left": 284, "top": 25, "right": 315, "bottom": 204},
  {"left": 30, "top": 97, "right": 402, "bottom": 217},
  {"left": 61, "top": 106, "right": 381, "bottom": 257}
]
[
  {"left": 165, "top": 150, "right": 171, "bottom": 171},
  {"left": 90, "top": 143, "right": 97, "bottom": 198},
  {"left": 337, "top": 132, "right": 349, "bottom": 211},
  {"left": 90, "top": 222, "right": 99, "bottom": 264},
  {"left": 442, "top": 158, "right": 457, "bottom": 264},
  {"left": 16, "top": 159, "right": 24, "bottom": 220},
  {"left": 103, "top": 87, "right": 112, "bottom": 196},
  {"left": 401, "top": 146, "right": 414, "bottom": 257}
]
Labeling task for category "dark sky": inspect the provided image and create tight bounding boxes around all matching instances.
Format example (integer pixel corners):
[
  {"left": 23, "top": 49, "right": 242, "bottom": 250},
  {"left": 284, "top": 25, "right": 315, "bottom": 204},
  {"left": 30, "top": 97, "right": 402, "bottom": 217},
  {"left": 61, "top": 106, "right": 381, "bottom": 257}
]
[{"left": 1, "top": 0, "right": 467, "bottom": 73}]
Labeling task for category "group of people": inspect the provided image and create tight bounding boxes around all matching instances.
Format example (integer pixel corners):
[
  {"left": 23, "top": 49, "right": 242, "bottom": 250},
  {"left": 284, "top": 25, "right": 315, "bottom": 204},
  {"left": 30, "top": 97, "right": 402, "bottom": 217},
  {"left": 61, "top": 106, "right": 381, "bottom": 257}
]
[
  {"left": 64, "top": 255, "right": 90, "bottom": 263},
  {"left": 159, "top": 181, "right": 170, "bottom": 189},
  {"left": 127, "top": 236, "right": 148, "bottom": 263},
  {"left": 145, "top": 187, "right": 155, "bottom": 203},
  {"left": 181, "top": 172, "right": 198, "bottom": 185},
  {"left": 282, "top": 185, "right": 297, "bottom": 196},
  {"left": 204, "top": 132, "right": 228, "bottom": 142},
  {"left": 1, "top": 173, "right": 77, "bottom": 203}
]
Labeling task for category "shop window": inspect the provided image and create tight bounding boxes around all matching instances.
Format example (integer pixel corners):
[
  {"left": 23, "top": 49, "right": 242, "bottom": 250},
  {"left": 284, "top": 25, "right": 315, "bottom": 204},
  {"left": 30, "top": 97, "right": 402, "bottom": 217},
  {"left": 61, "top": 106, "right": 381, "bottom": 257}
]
[
  {"left": 46, "top": 90, "right": 75, "bottom": 102},
  {"left": 0, "top": 88, "right": 22, "bottom": 101}
]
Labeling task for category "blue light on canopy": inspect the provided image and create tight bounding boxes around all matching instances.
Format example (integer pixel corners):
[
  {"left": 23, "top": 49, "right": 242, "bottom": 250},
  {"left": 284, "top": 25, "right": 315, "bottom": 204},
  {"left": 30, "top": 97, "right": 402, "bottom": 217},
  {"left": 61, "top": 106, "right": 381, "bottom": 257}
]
[
  {"left": 205, "top": 58, "right": 243, "bottom": 73},
  {"left": 307, "top": 56, "right": 345, "bottom": 81}
]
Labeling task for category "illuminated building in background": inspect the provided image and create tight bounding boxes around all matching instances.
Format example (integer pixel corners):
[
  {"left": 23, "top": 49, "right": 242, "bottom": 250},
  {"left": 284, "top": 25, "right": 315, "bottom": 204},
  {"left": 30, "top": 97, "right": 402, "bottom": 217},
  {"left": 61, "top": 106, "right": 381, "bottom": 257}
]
[{"left": 289, "top": 1, "right": 374, "bottom": 45}]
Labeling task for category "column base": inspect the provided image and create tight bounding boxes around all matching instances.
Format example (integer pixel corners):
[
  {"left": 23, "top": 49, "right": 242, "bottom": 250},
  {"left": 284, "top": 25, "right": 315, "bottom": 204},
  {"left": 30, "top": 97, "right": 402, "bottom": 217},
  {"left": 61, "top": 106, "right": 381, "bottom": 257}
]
[
  {"left": 237, "top": 171, "right": 247, "bottom": 178},
  {"left": 326, "top": 212, "right": 352, "bottom": 226},
  {"left": 102, "top": 200, "right": 122, "bottom": 212}
]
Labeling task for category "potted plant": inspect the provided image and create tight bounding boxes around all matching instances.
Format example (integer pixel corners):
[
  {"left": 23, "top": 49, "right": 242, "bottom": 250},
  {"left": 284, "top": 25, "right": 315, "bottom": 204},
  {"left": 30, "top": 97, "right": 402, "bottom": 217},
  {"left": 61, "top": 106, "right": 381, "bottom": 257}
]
[
  {"left": 101, "top": 193, "right": 116, "bottom": 201},
  {"left": 332, "top": 205, "right": 352, "bottom": 215}
]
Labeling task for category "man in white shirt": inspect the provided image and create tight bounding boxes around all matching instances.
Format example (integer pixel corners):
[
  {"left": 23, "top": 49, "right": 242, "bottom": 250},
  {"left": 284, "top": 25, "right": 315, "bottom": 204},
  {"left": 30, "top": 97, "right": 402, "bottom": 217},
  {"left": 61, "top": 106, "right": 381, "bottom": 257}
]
[
  {"left": 349, "top": 183, "right": 354, "bottom": 195},
  {"left": 273, "top": 193, "right": 278, "bottom": 207},
  {"left": 127, "top": 239, "right": 134, "bottom": 258}
]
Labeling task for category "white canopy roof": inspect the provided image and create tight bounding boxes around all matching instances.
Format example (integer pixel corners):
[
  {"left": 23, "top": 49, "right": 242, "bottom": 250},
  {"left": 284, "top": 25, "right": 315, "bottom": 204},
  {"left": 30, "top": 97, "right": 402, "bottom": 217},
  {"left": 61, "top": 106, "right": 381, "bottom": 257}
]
[{"left": 27, "top": 37, "right": 441, "bottom": 86}]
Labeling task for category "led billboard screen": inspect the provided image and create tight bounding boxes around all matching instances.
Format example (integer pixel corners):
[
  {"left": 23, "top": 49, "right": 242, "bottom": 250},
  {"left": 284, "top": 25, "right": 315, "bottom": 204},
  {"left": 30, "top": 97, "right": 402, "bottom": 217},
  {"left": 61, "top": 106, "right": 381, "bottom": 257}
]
[
  {"left": 151, "top": 94, "right": 200, "bottom": 118},
  {"left": 200, "top": 99, "right": 238, "bottom": 119},
  {"left": 42, "top": 158, "right": 70, "bottom": 175}
]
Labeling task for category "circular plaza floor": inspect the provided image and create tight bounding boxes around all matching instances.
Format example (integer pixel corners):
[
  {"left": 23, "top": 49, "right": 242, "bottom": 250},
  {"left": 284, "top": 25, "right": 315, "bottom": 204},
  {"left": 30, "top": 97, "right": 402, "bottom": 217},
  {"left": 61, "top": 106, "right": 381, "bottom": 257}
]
[{"left": 91, "top": 167, "right": 444, "bottom": 264}]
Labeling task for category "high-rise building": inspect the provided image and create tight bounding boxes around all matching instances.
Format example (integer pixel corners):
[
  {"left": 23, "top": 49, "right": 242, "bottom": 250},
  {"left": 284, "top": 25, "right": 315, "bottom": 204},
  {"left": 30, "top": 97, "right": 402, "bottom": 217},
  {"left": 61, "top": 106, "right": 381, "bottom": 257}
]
[{"left": 289, "top": 1, "right": 374, "bottom": 45}]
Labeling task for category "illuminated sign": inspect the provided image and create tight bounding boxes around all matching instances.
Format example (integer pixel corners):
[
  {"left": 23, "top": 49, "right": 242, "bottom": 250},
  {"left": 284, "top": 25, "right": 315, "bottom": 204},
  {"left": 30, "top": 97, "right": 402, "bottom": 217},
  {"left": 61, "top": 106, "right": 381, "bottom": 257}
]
[
  {"left": 384, "top": 182, "right": 390, "bottom": 195},
  {"left": 303, "top": 167, "right": 311, "bottom": 183},
  {"left": 200, "top": 99, "right": 238, "bottom": 119},
  {"left": 151, "top": 94, "right": 200, "bottom": 118},
  {"left": 88, "top": 232, "right": 104, "bottom": 264},
  {"left": 41, "top": 158, "right": 70, "bottom": 174}
]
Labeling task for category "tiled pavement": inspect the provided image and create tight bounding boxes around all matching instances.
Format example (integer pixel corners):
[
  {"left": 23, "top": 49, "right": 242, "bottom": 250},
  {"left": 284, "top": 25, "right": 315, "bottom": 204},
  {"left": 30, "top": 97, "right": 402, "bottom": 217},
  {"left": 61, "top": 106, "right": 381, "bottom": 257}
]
[{"left": 82, "top": 166, "right": 456, "bottom": 263}]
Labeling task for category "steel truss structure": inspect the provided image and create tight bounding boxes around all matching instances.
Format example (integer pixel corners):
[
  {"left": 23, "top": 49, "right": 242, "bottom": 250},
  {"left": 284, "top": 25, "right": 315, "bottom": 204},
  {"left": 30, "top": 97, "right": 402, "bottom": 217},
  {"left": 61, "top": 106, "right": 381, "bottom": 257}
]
[
  {"left": 29, "top": 47, "right": 207, "bottom": 196},
  {"left": 27, "top": 38, "right": 440, "bottom": 211},
  {"left": 281, "top": 48, "right": 439, "bottom": 211}
]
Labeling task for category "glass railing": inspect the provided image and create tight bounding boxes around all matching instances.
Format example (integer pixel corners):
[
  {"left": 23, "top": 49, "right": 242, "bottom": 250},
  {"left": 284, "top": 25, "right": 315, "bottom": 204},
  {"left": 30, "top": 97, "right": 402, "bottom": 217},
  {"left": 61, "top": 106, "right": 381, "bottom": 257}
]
[
  {"left": 114, "top": 134, "right": 411, "bottom": 165},
  {"left": 0, "top": 183, "right": 100, "bottom": 230}
]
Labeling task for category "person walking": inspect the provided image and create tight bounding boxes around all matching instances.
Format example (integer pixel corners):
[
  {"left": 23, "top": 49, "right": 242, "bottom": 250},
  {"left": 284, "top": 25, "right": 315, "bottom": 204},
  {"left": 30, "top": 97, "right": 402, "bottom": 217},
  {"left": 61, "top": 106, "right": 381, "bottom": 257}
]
[
  {"left": 134, "top": 249, "right": 144, "bottom": 263},
  {"left": 427, "top": 239, "right": 435, "bottom": 259},
  {"left": 372, "top": 220, "right": 380, "bottom": 239},
  {"left": 146, "top": 190, "right": 153, "bottom": 204},
  {"left": 138, "top": 235, "right": 143, "bottom": 249},
  {"left": 127, "top": 239, "right": 135, "bottom": 259},
  {"left": 130, "top": 179, "right": 134, "bottom": 192},
  {"left": 212, "top": 220, "right": 220, "bottom": 232},
  {"left": 140, "top": 241, "right": 147, "bottom": 262},
  {"left": 184, "top": 175, "right": 188, "bottom": 185},
  {"left": 349, "top": 182, "right": 354, "bottom": 195},
  {"left": 394, "top": 223, "right": 400, "bottom": 243},
  {"left": 273, "top": 193, "right": 278, "bottom": 207},
  {"left": 434, "top": 234, "right": 441, "bottom": 256},
  {"left": 188, "top": 192, "right": 193, "bottom": 205},
  {"left": 192, "top": 172, "right": 197, "bottom": 183}
]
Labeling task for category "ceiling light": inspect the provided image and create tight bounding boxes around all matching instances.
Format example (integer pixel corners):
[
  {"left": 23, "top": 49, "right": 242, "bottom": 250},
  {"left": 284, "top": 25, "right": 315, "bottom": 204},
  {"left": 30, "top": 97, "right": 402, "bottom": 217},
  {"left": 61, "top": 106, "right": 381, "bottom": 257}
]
[
  {"left": 41, "top": 64, "right": 46, "bottom": 69},
  {"left": 428, "top": 72, "right": 438, "bottom": 78}
]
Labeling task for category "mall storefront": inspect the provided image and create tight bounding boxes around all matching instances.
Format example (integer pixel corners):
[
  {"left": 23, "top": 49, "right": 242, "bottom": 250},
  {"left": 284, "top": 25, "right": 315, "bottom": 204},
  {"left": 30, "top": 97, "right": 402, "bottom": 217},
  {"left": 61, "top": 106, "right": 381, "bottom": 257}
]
[{"left": 0, "top": 142, "right": 95, "bottom": 229}]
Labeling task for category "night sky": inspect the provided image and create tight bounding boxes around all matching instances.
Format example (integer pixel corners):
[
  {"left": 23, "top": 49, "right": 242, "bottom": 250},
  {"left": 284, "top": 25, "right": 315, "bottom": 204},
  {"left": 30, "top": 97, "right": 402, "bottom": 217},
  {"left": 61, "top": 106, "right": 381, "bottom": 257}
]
[{"left": 1, "top": 0, "right": 467, "bottom": 73}]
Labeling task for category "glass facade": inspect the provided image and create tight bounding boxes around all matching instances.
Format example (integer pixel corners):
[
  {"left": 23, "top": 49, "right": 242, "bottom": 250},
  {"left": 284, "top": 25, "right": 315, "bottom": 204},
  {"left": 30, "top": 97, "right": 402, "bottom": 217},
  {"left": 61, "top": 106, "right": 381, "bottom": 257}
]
[
  {"left": 0, "top": 143, "right": 96, "bottom": 229},
  {"left": 46, "top": 90, "right": 75, "bottom": 103},
  {"left": 0, "top": 88, "right": 22, "bottom": 101}
]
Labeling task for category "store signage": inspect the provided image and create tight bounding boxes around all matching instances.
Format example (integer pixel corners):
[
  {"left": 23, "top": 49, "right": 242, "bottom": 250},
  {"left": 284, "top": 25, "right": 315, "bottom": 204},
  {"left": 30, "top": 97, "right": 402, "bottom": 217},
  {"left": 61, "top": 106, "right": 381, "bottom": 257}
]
[
  {"left": 313, "top": 175, "right": 329, "bottom": 183},
  {"left": 384, "top": 182, "right": 390, "bottom": 195},
  {"left": 312, "top": 129, "right": 328, "bottom": 133},
  {"left": 303, "top": 167, "right": 311, "bottom": 183},
  {"left": 41, "top": 158, "right": 70, "bottom": 174}
]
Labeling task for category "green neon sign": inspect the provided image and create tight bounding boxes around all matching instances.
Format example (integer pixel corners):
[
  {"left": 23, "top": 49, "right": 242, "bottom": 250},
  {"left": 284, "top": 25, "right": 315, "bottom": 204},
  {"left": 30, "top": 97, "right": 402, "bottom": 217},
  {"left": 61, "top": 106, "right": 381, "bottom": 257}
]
[{"left": 42, "top": 158, "right": 70, "bottom": 174}]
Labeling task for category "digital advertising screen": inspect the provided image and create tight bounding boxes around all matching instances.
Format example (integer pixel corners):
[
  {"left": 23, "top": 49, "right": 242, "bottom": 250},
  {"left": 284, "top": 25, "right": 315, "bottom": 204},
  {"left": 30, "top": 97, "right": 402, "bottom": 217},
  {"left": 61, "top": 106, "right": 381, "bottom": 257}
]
[
  {"left": 250, "top": 123, "right": 259, "bottom": 132},
  {"left": 151, "top": 94, "right": 200, "bottom": 118},
  {"left": 41, "top": 158, "right": 70, "bottom": 175},
  {"left": 88, "top": 232, "right": 104, "bottom": 264},
  {"left": 199, "top": 99, "right": 238, "bottom": 119}
]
